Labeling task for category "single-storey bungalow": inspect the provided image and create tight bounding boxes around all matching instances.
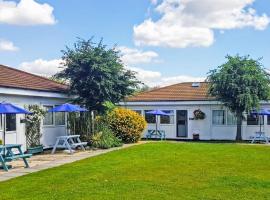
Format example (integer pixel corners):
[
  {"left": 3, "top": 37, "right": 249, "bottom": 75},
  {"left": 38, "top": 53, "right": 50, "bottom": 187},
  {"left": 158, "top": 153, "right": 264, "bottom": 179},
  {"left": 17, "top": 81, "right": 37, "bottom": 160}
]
[
  {"left": 0, "top": 64, "right": 69, "bottom": 150},
  {"left": 121, "top": 82, "right": 270, "bottom": 140}
]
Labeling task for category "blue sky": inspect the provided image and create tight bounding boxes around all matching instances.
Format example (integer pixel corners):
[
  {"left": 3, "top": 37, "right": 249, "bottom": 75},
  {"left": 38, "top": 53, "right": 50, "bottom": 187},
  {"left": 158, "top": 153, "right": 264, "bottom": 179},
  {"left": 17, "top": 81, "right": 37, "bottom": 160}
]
[{"left": 0, "top": 0, "right": 270, "bottom": 86}]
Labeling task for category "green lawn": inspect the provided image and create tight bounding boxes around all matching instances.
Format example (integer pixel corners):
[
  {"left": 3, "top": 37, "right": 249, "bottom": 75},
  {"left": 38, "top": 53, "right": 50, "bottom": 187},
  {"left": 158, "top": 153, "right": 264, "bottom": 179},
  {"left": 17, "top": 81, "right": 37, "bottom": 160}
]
[{"left": 0, "top": 142, "right": 270, "bottom": 200}]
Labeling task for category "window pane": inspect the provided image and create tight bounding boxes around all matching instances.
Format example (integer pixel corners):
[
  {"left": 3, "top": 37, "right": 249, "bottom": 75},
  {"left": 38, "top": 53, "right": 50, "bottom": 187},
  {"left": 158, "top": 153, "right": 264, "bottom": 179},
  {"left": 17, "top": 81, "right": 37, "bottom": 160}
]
[
  {"left": 0, "top": 114, "right": 2, "bottom": 130},
  {"left": 160, "top": 110, "right": 174, "bottom": 124},
  {"left": 133, "top": 110, "right": 142, "bottom": 115},
  {"left": 55, "top": 112, "right": 65, "bottom": 125},
  {"left": 227, "top": 111, "right": 237, "bottom": 125},
  {"left": 267, "top": 116, "right": 270, "bottom": 125},
  {"left": 247, "top": 114, "right": 263, "bottom": 125},
  {"left": 6, "top": 114, "right": 16, "bottom": 131},
  {"left": 43, "top": 106, "right": 54, "bottom": 125},
  {"left": 212, "top": 110, "right": 225, "bottom": 125},
  {"left": 144, "top": 110, "right": 156, "bottom": 123}
]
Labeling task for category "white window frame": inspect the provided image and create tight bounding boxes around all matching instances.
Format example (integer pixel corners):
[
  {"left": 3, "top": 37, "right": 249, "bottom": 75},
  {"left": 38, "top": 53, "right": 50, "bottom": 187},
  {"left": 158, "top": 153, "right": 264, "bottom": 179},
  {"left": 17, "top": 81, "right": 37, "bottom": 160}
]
[
  {"left": 42, "top": 105, "right": 66, "bottom": 127},
  {"left": 160, "top": 110, "right": 175, "bottom": 125}
]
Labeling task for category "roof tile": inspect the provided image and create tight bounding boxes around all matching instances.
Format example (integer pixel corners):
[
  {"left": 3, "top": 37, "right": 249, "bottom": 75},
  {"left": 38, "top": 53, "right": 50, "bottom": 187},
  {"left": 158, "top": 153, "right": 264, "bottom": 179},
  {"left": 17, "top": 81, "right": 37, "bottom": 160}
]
[
  {"left": 0, "top": 64, "right": 68, "bottom": 93},
  {"left": 127, "top": 82, "right": 214, "bottom": 102}
]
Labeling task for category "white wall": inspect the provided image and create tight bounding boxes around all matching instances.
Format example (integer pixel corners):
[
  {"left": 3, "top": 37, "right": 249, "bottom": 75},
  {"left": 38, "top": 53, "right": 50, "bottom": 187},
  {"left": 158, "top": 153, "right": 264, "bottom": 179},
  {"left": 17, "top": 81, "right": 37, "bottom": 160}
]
[
  {"left": 122, "top": 102, "right": 270, "bottom": 141},
  {"left": 0, "top": 92, "right": 69, "bottom": 151}
]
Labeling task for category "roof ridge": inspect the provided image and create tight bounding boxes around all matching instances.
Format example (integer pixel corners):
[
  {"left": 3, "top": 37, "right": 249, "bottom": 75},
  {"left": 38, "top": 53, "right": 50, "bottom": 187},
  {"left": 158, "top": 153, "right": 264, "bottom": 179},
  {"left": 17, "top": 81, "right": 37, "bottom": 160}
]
[{"left": 0, "top": 64, "right": 68, "bottom": 87}]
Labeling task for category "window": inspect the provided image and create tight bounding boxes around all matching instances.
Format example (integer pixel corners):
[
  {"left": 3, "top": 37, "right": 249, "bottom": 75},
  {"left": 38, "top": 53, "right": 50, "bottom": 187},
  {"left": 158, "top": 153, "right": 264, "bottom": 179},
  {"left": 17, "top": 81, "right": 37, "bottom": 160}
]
[
  {"left": 144, "top": 110, "right": 156, "bottom": 123},
  {"left": 160, "top": 110, "right": 174, "bottom": 124},
  {"left": 267, "top": 116, "right": 270, "bottom": 125},
  {"left": 55, "top": 112, "right": 65, "bottom": 125},
  {"left": 0, "top": 114, "right": 2, "bottom": 130},
  {"left": 6, "top": 114, "right": 16, "bottom": 131},
  {"left": 227, "top": 111, "right": 237, "bottom": 125},
  {"left": 212, "top": 110, "right": 225, "bottom": 125},
  {"left": 247, "top": 114, "right": 263, "bottom": 125},
  {"left": 133, "top": 110, "right": 142, "bottom": 115},
  {"left": 43, "top": 106, "right": 54, "bottom": 125}
]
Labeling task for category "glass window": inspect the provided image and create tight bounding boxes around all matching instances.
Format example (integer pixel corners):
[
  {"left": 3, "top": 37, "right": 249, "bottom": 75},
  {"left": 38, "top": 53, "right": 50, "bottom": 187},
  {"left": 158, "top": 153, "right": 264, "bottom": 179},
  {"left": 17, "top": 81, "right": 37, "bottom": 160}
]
[
  {"left": 160, "top": 110, "right": 174, "bottom": 124},
  {"left": 43, "top": 106, "right": 54, "bottom": 125},
  {"left": 267, "top": 116, "right": 270, "bottom": 125},
  {"left": 247, "top": 114, "right": 263, "bottom": 125},
  {"left": 6, "top": 114, "right": 16, "bottom": 131},
  {"left": 55, "top": 112, "right": 65, "bottom": 126},
  {"left": 133, "top": 110, "right": 142, "bottom": 115},
  {"left": 0, "top": 114, "right": 2, "bottom": 130},
  {"left": 227, "top": 111, "right": 237, "bottom": 125},
  {"left": 212, "top": 110, "right": 225, "bottom": 125},
  {"left": 144, "top": 110, "right": 156, "bottom": 124}
]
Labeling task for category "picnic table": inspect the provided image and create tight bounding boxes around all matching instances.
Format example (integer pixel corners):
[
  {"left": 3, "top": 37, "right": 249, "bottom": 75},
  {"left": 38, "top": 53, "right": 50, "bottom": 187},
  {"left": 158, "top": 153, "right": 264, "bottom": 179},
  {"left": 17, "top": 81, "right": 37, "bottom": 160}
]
[
  {"left": 0, "top": 144, "right": 32, "bottom": 171},
  {"left": 51, "top": 135, "right": 87, "bottom": 154},
  {"left": 146, "top": 129, "right": 166, "bottom": 140},
  {"left": 251, "top": 131, "right": 269, "bottom": 144}
]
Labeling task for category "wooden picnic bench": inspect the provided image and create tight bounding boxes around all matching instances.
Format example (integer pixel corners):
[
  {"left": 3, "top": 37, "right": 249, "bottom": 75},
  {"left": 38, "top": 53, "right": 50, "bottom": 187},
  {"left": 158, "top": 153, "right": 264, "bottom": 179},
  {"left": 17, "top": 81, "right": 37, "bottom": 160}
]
[
  {"left": 0, "top": 144, "right": 32, "bottom": 171},
  {"left": 146, "top": 129, "right": 166, "bottom": 140},
  {"left": 51, "top": 135, "right": 87, "bottom": 154},
  {"left": 251, "top": 131, "right": 269, "bottom": 144}
]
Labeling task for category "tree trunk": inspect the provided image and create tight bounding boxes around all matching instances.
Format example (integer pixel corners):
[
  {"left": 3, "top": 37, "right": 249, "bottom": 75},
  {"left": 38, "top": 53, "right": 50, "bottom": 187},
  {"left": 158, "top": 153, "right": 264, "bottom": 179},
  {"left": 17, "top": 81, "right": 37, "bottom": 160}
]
[{"left": 236, "top": 112, "right": 242, "bottom": 141}]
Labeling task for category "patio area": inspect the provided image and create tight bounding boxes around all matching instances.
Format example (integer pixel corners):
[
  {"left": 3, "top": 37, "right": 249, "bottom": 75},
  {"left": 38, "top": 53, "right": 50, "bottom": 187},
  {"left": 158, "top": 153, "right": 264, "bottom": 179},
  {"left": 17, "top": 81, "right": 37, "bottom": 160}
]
[{"left": 0, "top": 142, "right": 145, "bottom": 182}]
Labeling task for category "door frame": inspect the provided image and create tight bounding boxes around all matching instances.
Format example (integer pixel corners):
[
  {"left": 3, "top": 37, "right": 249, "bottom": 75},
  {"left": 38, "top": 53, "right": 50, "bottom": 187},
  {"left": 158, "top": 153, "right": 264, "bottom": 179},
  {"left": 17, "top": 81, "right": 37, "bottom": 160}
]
[{"left": 176, "top": 110, "right": 188, "bottom": 137}]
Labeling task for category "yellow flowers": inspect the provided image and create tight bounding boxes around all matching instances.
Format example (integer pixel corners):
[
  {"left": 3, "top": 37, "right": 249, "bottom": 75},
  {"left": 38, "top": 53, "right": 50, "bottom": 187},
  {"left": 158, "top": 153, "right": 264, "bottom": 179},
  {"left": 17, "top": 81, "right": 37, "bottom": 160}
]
[{"left": 107, "top": 108, "right": 147, "bottom": 143}]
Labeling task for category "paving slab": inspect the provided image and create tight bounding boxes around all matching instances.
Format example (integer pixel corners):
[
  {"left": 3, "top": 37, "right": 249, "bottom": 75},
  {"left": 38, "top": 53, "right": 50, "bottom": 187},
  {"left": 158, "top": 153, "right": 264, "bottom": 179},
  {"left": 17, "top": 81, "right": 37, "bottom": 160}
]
[{"left": 0, "top": 142, "right": 146, "bottom": 182}]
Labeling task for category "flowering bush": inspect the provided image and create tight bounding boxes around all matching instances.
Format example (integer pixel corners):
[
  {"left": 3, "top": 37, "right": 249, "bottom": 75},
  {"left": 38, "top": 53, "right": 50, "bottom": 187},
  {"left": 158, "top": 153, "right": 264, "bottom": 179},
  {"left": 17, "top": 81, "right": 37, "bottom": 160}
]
[
  {"left": 193, "top": 109, "right": 206, "bottom": 120},
  {"left": 107, "top": 108, "right": 147, "bottom": 143},
  {"left": 0, "top": 139, "right": 2, "bottom": 145},
  {"left": 25, "top": 105, "right": 46, "bottom": 148},
  {"left": 89, "top": 122, "right": 122, "bottom": 149}
]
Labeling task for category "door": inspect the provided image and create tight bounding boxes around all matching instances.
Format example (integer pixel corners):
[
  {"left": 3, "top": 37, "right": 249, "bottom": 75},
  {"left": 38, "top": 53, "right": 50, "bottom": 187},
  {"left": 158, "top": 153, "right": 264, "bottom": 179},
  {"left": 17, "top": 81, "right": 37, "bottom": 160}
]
[{"left": 176, "top": 110, "right": 188, "bottom": 137}]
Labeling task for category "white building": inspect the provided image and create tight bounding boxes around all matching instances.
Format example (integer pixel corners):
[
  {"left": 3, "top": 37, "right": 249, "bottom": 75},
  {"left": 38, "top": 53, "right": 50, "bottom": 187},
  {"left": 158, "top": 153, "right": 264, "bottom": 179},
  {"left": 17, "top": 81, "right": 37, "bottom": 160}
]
[
  {"left": 0, "top": 64, "right": 69, "bottom": 150},
  {"left": 121, "top": 82, "right": 269, "bottom": 140}
]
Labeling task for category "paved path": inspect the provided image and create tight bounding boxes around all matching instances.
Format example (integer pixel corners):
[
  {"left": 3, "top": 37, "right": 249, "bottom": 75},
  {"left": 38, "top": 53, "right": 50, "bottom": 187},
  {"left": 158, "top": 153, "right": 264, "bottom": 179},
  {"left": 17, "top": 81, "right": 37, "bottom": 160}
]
[{"left": 0, "top": 142, "right": 145, "bottom": 182}]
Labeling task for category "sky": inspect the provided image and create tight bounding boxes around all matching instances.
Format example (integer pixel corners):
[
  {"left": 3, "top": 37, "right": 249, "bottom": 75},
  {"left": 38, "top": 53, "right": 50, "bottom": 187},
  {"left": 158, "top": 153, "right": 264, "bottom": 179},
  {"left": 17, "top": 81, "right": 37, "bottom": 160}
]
[{"left": 0, "top": 0, "right": 270, "bottom": 87}]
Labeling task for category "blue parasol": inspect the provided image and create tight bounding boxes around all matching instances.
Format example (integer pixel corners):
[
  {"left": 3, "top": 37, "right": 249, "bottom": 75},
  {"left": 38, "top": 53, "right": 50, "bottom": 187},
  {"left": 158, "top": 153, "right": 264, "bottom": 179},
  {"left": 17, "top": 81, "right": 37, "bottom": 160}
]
[
  {"left": 47, "top": 103, "right": 87, "bottom": 112},
  {"left": 47, "top": 103, "right": 88, "bottom": 135},
  {"left": 146, "top": 110, "right": 170, "bottom": 134},
  {"left": 0, "top": 103, "right": 31, "bottom": 146},
  {"left": 250, "top": 108, "right": 270, "bottom": 132}
]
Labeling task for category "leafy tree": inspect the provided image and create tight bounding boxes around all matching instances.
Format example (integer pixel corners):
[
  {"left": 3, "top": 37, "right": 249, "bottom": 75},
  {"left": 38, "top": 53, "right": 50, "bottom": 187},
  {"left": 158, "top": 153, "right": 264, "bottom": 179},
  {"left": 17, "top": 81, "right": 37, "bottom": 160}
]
[
  {"left": 57, "top": 38, "right": 140, "bottom": 112},
  {"left": 207, "top": 55, "right": 270, "bottom": 140}
]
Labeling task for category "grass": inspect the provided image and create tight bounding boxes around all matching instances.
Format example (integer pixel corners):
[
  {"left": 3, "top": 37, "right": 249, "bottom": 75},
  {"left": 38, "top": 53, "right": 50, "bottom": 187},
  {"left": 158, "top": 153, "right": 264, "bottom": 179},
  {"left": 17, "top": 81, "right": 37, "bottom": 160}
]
[{"left": 0, "top": 142, "right": 270, "bottom": 200}]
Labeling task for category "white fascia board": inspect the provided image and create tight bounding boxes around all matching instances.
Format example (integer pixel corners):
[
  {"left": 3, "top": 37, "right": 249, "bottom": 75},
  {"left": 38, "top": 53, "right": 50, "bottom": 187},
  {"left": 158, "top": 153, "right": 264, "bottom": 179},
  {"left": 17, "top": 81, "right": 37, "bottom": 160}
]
[
  {"left": 0, "top": 87, "right": 69, "bottom": 99},
  {"left": 119, "top": 100, "right": 221, "bottom": 106}
]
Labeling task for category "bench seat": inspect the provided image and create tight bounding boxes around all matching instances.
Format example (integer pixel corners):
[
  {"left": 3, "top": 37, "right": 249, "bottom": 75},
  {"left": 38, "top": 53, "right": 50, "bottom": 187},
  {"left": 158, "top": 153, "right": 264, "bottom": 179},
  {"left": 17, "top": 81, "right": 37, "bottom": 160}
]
[
  {"left": 71, "top": 142, "right": 87, "bottom": 147},
  {"left": 5, "top": 154, "right": 32, "bottom": 161}
]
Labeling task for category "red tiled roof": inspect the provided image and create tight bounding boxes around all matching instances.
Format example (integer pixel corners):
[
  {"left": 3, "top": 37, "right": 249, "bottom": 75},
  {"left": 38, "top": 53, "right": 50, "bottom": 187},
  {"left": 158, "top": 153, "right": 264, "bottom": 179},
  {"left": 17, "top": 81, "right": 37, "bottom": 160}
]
[
  {"left": 127, "top": 82, "right": 214, "bottom": 102},
  {"left": 0, "top": 64, "right": 68, "bottom": 93}
]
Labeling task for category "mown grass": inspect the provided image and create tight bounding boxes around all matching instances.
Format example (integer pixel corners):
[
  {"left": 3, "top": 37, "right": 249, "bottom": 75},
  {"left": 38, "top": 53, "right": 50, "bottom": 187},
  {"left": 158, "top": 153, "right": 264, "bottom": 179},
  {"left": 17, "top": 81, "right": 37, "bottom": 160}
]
[{"left": 0, "top": 142, "right": 270, "bottom": 200}]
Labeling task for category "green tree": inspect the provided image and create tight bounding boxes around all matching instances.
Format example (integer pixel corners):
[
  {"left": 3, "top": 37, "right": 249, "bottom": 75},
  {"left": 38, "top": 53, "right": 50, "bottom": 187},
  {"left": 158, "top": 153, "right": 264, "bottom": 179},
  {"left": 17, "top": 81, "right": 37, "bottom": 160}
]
[
  {"left": 57, "top": 38, "right": 140, "bottom": 112},
  {"left": 207, "top": 55, "right": 270, "bottom": 141}
]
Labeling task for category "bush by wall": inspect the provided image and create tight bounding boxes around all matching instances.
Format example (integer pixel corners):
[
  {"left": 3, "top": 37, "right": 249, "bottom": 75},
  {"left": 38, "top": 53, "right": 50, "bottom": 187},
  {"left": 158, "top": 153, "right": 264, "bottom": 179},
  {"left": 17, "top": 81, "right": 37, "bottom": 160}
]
[
  {"left": 89, "top": 123, "right": 122, "bottom": 149},
  {"left": 0, "top": 139, "right": 2, "bottom": 145},
  {"left": 107, "top": 108, "right": 147, "bottom": 143}
]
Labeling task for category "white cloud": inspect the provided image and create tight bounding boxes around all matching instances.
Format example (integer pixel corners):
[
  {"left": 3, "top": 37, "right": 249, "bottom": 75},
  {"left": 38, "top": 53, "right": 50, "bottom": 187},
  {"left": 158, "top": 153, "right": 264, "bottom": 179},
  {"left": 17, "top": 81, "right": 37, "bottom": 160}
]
[
  {"left": 150, "top": 0, "right": 158, "bottom": 5},
  {"left": 0, "top": 39, "right": 19, "bottom": 51},
  {"left": 128, "top": 66, "right": 205, "bottom": 87},
  {"left": 118, "top": 46, "right": 159, "bottom": 65},
  {"left": 19, "top": 58, "right": 63, "bottom": 76},
  {"left": 134, "top": 0, "right": 269, "bottom": 48},
  {"left": 0, "top": 0, "right": 56, "bottom": 25},
  {"left": 18, "top": 57, "right": 205, "bottom": 87}
]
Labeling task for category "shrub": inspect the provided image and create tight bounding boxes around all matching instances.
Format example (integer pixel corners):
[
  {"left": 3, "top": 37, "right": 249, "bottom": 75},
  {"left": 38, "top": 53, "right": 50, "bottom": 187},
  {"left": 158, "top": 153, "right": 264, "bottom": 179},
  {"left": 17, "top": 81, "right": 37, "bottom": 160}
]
[
  {"left": 0, "top": 139, "right": 2, "bottom": 145},
  {"left": 89, "top": 123, "right": 122, "bottom": 149},
  {"left": 107, "top": 108, "right": 147, "bottom": 143}
]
